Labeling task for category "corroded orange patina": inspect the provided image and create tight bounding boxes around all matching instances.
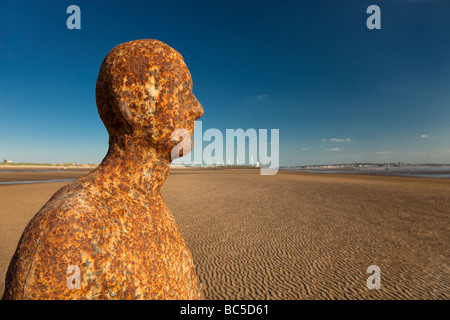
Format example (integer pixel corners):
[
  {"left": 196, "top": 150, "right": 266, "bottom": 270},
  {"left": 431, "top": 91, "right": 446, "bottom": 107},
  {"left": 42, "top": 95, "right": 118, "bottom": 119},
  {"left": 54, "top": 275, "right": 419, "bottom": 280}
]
[{"left": 2, "top": 39, "right": 204, "bottom": 299}]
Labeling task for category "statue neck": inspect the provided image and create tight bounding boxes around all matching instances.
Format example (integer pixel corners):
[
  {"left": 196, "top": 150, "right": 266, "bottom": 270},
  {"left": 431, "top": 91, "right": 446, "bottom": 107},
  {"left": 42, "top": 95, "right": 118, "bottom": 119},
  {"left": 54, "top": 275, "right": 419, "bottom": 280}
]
[{"left": 93, "top": 135, "right": 171, "bottom": 197}]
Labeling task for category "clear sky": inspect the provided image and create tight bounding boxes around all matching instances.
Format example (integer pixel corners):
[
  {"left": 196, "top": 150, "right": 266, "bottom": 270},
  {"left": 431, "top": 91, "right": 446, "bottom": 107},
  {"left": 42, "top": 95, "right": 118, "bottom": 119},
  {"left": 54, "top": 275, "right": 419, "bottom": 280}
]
[{"left": 1, "top": 0, "right": 449, "bottom": 166}]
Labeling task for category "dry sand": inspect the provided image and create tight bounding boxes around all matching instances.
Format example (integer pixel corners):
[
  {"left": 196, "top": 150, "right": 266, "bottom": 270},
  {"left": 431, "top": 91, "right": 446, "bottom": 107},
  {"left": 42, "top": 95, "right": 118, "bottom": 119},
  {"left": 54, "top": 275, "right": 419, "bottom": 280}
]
[{"left": 0, "top": 167, "right": 449, "bottom": 299}]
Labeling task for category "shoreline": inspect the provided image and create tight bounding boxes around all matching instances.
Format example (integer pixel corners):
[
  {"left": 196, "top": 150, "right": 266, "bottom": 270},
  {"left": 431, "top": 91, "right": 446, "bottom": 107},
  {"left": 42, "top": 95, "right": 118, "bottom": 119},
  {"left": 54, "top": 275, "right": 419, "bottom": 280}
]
[
  {"left": 281, "top": 166, "right": 450, "bottom": 180},
  {"left": 279, "top": 169, "right": 450, "bottom": 184},
  {"left": 1, "top": 166, "right": 450, "bottom": 185},
  {"left": 2, "top": 164, "right": 449, "bottom": 181}
]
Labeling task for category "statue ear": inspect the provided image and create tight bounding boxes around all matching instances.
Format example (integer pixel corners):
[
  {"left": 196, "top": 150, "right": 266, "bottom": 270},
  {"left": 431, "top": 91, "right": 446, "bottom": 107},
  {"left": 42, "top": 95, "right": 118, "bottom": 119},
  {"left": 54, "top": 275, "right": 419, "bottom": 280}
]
[{"left": 116, "top": 83, "right": 157, "bottom": 137}]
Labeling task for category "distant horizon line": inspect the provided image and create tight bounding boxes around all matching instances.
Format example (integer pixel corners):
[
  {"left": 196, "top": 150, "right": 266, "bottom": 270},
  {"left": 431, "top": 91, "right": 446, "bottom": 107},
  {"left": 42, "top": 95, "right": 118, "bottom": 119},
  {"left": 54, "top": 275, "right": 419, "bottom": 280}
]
[{"left": 1, "top": 162, "right": 450, "bottom": 167}]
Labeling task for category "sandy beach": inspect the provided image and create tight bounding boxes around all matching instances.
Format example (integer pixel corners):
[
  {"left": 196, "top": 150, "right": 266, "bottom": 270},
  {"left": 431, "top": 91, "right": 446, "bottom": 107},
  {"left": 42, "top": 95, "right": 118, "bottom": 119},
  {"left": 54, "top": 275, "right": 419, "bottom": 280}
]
[{"left": 0, "top": 167, "right": 449, "bottom": 299}]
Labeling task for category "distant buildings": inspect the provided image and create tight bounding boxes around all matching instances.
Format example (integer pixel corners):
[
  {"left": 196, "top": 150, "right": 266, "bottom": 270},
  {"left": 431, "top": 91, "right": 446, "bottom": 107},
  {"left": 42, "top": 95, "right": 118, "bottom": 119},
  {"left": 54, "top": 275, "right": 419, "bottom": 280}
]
[{"left": 284, "top": 162, "right": 410, "bottom": 170}]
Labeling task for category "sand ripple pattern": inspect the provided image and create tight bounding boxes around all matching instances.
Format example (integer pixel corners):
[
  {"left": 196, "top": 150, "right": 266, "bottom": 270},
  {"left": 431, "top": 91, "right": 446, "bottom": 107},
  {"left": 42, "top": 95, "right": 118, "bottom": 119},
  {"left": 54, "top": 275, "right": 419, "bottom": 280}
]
[{"left": 163, "top": 170, "right": 450, "bottom": 300}]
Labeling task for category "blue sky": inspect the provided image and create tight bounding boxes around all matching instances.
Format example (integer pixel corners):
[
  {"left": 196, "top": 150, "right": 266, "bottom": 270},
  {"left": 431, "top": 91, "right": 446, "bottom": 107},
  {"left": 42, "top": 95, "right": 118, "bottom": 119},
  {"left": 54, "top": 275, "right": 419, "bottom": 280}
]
[{"left": 1, "top": 0, "right": 449, "bottom": 166}]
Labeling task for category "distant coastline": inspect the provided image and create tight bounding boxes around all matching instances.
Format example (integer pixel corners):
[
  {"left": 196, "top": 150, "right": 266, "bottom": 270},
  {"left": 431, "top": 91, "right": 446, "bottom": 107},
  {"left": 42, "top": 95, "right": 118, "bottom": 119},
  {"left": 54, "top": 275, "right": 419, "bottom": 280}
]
[
  {"left": 2, "top": 162, "right": 450, "bottom": 179},
  {"left": 282, "top": 163, "right": 450, "bottom": 179},
  {"left": 0, "top": 163, "right": 98, "bottom": 172}
]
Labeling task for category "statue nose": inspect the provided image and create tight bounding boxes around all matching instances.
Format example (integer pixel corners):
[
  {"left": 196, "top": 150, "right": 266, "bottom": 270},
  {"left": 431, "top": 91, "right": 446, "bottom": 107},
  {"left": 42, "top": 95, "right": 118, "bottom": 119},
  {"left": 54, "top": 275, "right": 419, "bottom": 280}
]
[{"left": 192, "top": 96, "right": 204, "bottom": 120}]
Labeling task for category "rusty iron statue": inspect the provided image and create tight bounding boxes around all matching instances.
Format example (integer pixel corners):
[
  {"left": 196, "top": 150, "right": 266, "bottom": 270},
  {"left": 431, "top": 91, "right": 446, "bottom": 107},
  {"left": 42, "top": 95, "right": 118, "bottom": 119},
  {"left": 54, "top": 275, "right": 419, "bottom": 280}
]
[{"left": 2, "top": 39, "right": 204, "bottom": 299}]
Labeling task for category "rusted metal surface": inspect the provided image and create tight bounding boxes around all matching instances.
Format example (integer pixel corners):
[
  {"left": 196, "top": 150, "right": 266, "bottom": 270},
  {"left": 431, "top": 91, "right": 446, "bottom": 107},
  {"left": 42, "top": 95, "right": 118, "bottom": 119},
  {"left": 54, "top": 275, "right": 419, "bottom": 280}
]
[{"left": 2, "top": 39, "right": 204, "bottom": 299}]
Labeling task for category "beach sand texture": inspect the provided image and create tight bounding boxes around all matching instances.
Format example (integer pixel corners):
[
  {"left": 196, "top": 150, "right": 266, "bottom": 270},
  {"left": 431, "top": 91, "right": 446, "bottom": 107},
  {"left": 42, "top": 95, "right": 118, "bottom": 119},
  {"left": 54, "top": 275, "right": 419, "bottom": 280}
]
[{"left": 1, "top": 168, "right": 449, "bottom": 299}]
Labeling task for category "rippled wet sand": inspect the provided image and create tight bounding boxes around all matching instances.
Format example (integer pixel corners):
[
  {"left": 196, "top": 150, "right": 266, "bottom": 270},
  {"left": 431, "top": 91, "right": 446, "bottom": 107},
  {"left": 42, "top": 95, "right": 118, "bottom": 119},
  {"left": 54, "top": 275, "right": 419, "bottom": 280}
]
[
  {"left": 1, "top": 168, "right": 449, "bottom": 299},
  {"left": 164, "top": 169, "right": 450, "bottom": 299}
]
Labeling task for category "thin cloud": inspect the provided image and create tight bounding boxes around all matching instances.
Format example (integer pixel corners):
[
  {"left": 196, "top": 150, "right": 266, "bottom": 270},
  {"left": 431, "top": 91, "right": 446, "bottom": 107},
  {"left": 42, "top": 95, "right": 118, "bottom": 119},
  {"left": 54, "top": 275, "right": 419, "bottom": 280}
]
[
  {"left": 323, "top": 138, "right": 351, "bottom": 143},
  {"left": 329, "top": 138, "right": 351, "bottom": 143},
  {"left": 420, "top": 134, "right": 428, "bottom": 138},
  {"left": 256, "top": 94, "right": 268, "bottom": 99},
  {"left": 301, "top": 148, "right": 308, "bottom": 151},
  {"left": 326, "top": 148, "right": 341, "bottom": 151}
]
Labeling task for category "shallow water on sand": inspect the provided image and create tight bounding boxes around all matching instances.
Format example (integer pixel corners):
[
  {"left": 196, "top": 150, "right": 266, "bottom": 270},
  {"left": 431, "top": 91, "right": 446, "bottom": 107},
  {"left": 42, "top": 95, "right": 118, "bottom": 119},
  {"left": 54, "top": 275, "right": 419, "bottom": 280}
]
[
  {"left": 284, "top": 166, "right": 450, "bottom": 179},
  {"left": 0, "top": 179, "right": 76, "bottom": 185}
]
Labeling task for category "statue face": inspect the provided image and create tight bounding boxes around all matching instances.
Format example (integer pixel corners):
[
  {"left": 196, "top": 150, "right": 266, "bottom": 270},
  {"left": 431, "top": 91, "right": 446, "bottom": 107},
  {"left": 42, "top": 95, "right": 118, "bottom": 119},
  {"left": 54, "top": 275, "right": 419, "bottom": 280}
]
[
  {"left": 151, "top": 59, "right": 204, "bottom": 154},
  {"left": 96, "top": 39, "right": 203, "bottom": 153}
]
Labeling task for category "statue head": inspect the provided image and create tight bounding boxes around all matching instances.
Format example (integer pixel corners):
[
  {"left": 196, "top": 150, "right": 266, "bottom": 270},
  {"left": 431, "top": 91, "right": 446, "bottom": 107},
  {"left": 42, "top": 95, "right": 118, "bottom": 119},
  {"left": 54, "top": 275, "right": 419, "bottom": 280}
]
[{"left": 95, "top": 39, "right": 203, "bottom": 155}]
